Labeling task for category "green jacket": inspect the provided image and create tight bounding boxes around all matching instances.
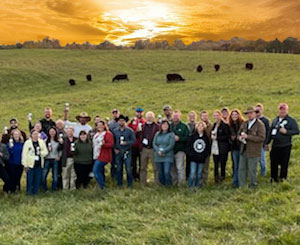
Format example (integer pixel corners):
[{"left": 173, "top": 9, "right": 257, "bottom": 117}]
[
  {"left": 171, "top": 121, "right": 190, "bottom": 153},
  {"left": 73, "top": 140, "right": 93, "bottom": 164}
]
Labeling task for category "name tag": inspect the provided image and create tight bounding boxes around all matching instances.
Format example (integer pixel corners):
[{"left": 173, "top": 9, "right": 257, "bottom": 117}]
[
  {"left": 34, "top": 155, "right": 40, "bottom": 161},
  {"left": 271, "top": 129, "right": 277, "bottom": 136},
  {"left": 142, "top": 138, "right": 149, "bottom": 145}
]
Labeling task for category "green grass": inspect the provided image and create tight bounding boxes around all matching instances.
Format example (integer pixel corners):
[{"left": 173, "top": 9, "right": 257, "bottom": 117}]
[{"left": 0, "top": 49, "right": 300, "bottom": 244}]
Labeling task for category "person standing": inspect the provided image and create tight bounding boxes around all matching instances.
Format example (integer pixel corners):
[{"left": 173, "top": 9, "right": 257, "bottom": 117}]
[
  {"left": 128, "top": 107, "right": 146, "bottom": 181},
  {"left": 200, "top": 111, "right": 213, "bottom": 185},
  {"left": 0, "top": 138, "right": 10, "bottom": 193},
  {"left": 211, "top": 110, "right": 230, "bottom": 183},
  {"left": 221, "top": 107, "right": 230, "bottom": 124},
  {"left": 113, "top": 115, "right": 136, "bottom": 188},
  {"left": 43, "top": 127, "right": 62, "bottom": 191},
  {"left": 162, "top": 105, "right": 173, "bottom": 123},
  {"left": 6, "top": 129, "right": 24, "bottom": 193},
  {"left": 266, "top": 103, "right": 299, "bottom": 182},
  {"left": 89, "top": 115, "right": 102, "bottom": 139},
  {"left": 186, "top": 111, "right": 197, "bottom": 179},
  {"left": 73, "top": 131, "right": 93, "bottom": 189},
  {"left": 139, "top": 111, "right": 159, "bottom": 185},
  {"left": 55, "top": 119, "right": 65, "bottom": 189},
  {"left": 187, "top": 122, "right": 210, "bottom": 188},
  {"left": 171, "top": 110, "right": 190, "bottom": 186},
  {"left": 229, "top": 109, "right": 244, "bottom": 187},
  {"left": 238, "top": 106, "right": 265, "bottom": 188},
  {"left": 153, "top": 120, "right": 175, "bottom": 186},
  {"left": 93, "top": 121, "right": 114, "bottom": 189},
  {"left": 108, "top": 109, "right": 120, "bottom": 132},
  {"left": 32, "top": 122, "right": 48, "bottom": 140},
  {"left": 255, "top": 103, "right": 270, "bottom": 177},
  {"left": 22, "top": 130, "right": 48, "bottom": 195},
  {"left": 1, "top": 118, "right": 27, "bottom": 144},
  {"left": 28, "top": 108, "right": 56, "bottom": 133},
  {"left": 64, "top": 105, "right": 92, "bottom": 138},
  {"left": 61, "top": 127, "right": 77, "bottom": 190}
]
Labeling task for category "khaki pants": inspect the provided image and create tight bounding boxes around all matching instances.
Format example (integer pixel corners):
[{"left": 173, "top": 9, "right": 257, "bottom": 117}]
[
  {"left": 239, "top": 152, "right": 259, "bottom": 188},
  {"left": 171, "top": 151, "right": 186, "bottom": 185},
  {"left": 201, "top": 155, "right": 210, "bottom": 185},
  {"left": 140, "top": 148, "right": 158, "bottom": 185},
  {"left": 62, "top": 158, "right": 76, "bottom": 190}
]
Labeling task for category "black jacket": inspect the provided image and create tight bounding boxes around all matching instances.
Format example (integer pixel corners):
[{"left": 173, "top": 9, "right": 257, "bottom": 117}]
[
  {"left": 61, "top": 137, "right": 77, "bottom": 167},
  {"left": 259, "top": 116, "right": 270, "bottom": 146},
  {"left": 212, "top": 121, "right": 230, "bottom": 155},
  {"left": 187, "top": 132, "right": 210, "bottom": 163},
  {"left": 266, "top": 115, "right": 299, "bottom": 148},
  {"left": 29, "top": 118, "right": 56, "bottom": 134},
  {"left": 0, "top": 143, "right": 9, "bottom": 166}
]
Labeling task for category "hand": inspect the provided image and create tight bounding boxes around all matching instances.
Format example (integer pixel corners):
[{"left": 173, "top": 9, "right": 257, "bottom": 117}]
[
  {"left": 120, "top": 141, "right": 127, "bottom": 145},
  {"left": 211, "top": 135, "right": 217, "bottom": 140},
  {"left": 242, "top": 133, "right": 248, "bottom": 139},
  {"left": 0, "top": 152, "right": 2, "bottom": 157},
  {"left": 58, "top": 138, "right": 64, "bottom": 144},
  {"left": 158, "top": 151, "right": 163, "bottom": 156},
  {"left": 175, "top": 135, "right": 180, "bottom": 141},
  {"left": 114, "top": 149, "right": 120, "bottom": 155},
  {"left": 24, "top": 167, "right": 29, "bottom": 173},
  {"left": 102, "top": 140, "right": 105, "bottom": 145},
  {"left": 279, "top": 128, "right": 287, "bottom": 134},
  {"left": 265, "top": 145, "right": 269, "bottom": 151}
]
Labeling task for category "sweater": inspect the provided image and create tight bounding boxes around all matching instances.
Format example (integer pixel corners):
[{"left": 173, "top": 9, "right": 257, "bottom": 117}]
[
  {"left": 73, "top": 140, "right": 93, "bottom": 164},
  {"left": 187, "top": 132, "right": 210, "bottom": 163},
  {"left": 153, "top": 131, "right": 176, "bottom": 163},
  {"left": 171, "top": 121, "right": 190, "bottom": 153},
  {"left": 266, "top": 115, "right": 299, "bottom": 148},
  {"left": 98, "top": 131, "right": 114, "bottom": 163},
  {"left": 140, "top": 122, "right": 160, "bottom": 149},
  {"left": 7, "top": 141, "right": 24, "bottom": 165}
]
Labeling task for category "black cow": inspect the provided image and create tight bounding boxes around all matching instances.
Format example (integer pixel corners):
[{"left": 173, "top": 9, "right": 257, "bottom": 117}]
[
  {"left": 197, "top": 65, "right": 203, "bottom": 73},
  {"left": 69, "top": 79, "right": 76, "bottom": 86},
  {"left": 214, "top": 64, "right": 220, "bottom": 72},
  {"left": 166, "top": 73, "right": 185, "bottom": 82},
  {"left": 86, "top": 74, "right": 92, "bottom": 81},
  {"left": 245, "top": 63, "right": 254, "bottom": 70},
  {"left": 112, "top": 74, "right": 129, "bottom": 82}
]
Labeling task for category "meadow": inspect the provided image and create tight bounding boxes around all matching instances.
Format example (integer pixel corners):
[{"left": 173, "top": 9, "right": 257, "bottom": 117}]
[{"left": 0, "top": 49, "right": 299, "bottom": 244}]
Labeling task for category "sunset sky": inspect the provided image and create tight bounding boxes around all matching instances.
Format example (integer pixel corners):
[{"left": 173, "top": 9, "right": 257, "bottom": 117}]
[{"left": 1, "top": 0, "right": 299, "bottom": 45}]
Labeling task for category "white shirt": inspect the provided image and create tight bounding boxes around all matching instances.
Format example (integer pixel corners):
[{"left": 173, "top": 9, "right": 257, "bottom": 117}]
[
  {"left": 64, "top": 121, "right": 92, "bottom": 138},
  {"left": 93, "top": 132, "right": 105, "bottom": 160},
  {"left": 248, "top": 118, "right": 257, "bottom": 130}
]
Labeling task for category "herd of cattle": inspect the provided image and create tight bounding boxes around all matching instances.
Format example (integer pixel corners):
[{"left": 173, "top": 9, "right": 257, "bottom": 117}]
[{"left": 68, "top": 63, "right": 254, "bottom": 86}]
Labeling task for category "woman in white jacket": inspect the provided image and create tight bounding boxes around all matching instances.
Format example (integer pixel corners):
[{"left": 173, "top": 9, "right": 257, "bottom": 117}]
[{"left": 22, "top": 130, "right": 48, "bottom": 195}]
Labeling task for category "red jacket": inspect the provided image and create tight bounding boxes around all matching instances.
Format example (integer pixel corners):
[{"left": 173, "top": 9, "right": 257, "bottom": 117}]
[
  {"left": 98, "top": 131, "right": 114, "bottom": 163},
  {"left": 128, "top": 118, "right": 146, "bottom": 148}
]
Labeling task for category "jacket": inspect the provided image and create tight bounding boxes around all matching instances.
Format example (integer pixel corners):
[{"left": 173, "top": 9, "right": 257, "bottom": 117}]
[
  {"left": 229, "top": 122, "right": 243, "bottom": 151},
  {"left": 21, "top": 139, "right": 48, "bottom": 168},
  {"left": 140, "top": 122, "right": 160, "bottom": 149},
  {"left": 61, "top": 137, "right": 77, "bottom": 167},
  {"left": 98, "top": 131, "right": 114, "bottom": 163},
  {"left": 171, "top": 121, "right": 190, "bottom": 153},
  {"left": 128, "top": 118, "right": 146, "bottom": 148},
  {"left": 238, "top": 119, "right": 265, "bottom": 158},
  {"left": 187, "top": 132, "right": 210, "bottom": 163},
  {"left": 0, "top": 143, "right": 9, "bottom": 166},
  {"left": 153, "top": 131, "right": 176, "bottom": 163},
  {"left": 113, "top": 127, "right": 136, "bottom": 152},
  {"left": 212, "top": 121, "right": 230, "bottom": 155},
  {"left": 266, "top": 115, "right": 299, "bottom": 148}
]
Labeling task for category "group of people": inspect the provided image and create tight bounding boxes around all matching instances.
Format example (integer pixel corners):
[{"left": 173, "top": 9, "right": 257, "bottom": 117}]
[{"left": 0, "top": 102, "right": 298, "bottom": 195}]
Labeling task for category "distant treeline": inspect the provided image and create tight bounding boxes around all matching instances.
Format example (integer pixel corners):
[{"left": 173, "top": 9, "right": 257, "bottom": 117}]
[{"left": 1, "top": 36, "right": 300, "bottom": 54}]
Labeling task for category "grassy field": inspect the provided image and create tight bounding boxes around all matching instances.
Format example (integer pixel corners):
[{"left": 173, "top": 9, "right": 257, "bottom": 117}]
[{"left": 0, "top": 49, "right": 300, "bottom": 244}]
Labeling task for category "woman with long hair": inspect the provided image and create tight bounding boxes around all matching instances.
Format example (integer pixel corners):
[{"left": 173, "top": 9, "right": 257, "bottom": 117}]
[
  {"left": 211, "top": 110, "right": 230, "bottom": 183},
  {"left": 229, "top": 109, "right": 245, "bottom": 187}
]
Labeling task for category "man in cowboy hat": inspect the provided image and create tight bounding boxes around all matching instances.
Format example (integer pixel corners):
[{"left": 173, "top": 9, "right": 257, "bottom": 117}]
[
  {"left": 64, "top": 106, "right": 92, "bottom": 138},
  {"left": 238, "top": 106, "right": 265, "bottom": 188},
  {"left": 112, "top": 114, "right": 136, "bottom": 187}
]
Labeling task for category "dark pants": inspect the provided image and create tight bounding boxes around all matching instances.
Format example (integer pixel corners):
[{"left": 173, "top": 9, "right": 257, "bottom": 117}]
[
  {"left": 93, "top": 160, "right": 107, "bottom": 189},
  {"left": 270, "top": 145, "right": 292, "bottom": 182},
  {"left": 42, "top": 159, "right": 59, "bottom": 191},
  {"left": 131, "top": 147, "right": 140, "bottom": 180},
  {"left": 74, "top": 163, "right": 93, "bottom": 189},
  {"left": 186, "top": 154, "right": 191, "bottom": 180},
  {"left": 116, "top": 151, "right": 133, "bottom": 187},
  {"left": 110, "top": 149, "right": 117, "bottom": 180},
  {"left": 156, "top": 161, "right": 172, "bottom": 186},
  {"left": 7, "top": 164, "right": 23, "bottom": 192},
  {"left": 213, "top": 154, "right": 228, "bottom": 182},
  {"left": 0, "top": 164, "right": 10, "bottom": 193},
  {"left": 57, "top": 160, "right": 63, "bottom": 190},
  {"left": 26, "top": 167, "right": 42, "bottom": 195}
]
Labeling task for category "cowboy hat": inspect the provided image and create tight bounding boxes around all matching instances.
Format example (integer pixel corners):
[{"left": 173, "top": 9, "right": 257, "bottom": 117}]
[
  {"left": 76, "top": 112, "right": 91, "bottom": 122},
  {"left": 243, "top": 106, "right": 255, "bottom": 115},
  {"left": 116, "top": 114, "right": 129, "bottom": 122}
]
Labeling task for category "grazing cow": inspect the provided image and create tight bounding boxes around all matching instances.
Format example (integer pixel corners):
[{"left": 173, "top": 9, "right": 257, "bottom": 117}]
[
  {"left": 197, "top": 65, "right": 203, "bottom": 73},
  {"left": 86, "top": 74, "right": 92, "bottom": 81},
  {"left": 69, "top": 79, "right": 76, "bottom": 86},
  {"left": 166, "top": 73, "right": 185, "bottom": 82},
  {"left": 112, "top": 74, "right": 129, "bottom": 82},
  {"left": 214, "top": 64, "right": 220, "bottom": 72},
  {"left": 245, "top": 63, "right": 254, "bottom": 70}
]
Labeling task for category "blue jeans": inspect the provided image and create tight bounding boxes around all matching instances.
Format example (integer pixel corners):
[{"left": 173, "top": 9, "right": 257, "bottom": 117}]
[
  {"left": 259, "top": 147, "right": 267, "bottom": 176},
  {"left": 93, "top": 160, "right": 107, "bottom": 189},
  {"left": 188, "top": 161, "right": 204, "bottom": 188},
  {"left": 42, "top": 159, "right": 59, "bottom": 191},
  {"left": 26, "top": 167, "right": 42, "bottom": 195},
  {"left": 116, "top": 151, "right": 133, "bottom": 187},
  {"left": 156, "top": 162, "right": 172, "bottom": 186},
  {"left": 231, "top": 150, "right": 240, "bottom": 187}
]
